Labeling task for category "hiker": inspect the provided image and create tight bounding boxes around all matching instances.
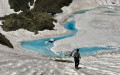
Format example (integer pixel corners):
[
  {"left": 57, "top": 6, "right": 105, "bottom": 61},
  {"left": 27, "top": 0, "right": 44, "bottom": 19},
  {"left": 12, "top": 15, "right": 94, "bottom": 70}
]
[{"left": 73, "top": 49, "right": 81, "bottom": 69}]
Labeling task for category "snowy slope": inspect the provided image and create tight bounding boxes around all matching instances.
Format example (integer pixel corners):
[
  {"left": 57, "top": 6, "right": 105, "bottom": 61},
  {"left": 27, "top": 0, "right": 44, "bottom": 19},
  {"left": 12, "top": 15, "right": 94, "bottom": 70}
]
[
  {"left": 52, "top": 6, "right": 120, "bottom": 53},
  {"left": 0, "top": 44, "right": 77, "bottom": 75},
  {"left": 0, "top": 0, "right": 15, "bottom": 17},
  {"left": 0, "top": 21, "right": 2, "bottom": 25},
  {"left": 0, "top": 44, "right": 120, "bottom": 75},
  {"left": 55, "top": 0, "right": 120, "bottom": 23},
  {"left": 0, "top": 0, "right": 120, "bottom": 75}
]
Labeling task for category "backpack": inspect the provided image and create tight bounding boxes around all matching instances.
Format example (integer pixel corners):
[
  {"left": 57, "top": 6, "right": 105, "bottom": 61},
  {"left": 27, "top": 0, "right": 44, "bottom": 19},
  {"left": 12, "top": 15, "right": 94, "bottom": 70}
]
[{"left": 74, "top": 52, "right": 79, "bottom": 58}]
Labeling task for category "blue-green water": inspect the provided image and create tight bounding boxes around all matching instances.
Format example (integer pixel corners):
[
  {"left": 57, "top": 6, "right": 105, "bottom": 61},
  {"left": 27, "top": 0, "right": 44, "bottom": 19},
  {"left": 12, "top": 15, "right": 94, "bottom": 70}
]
[
  {"left": 21, "top": 6, "right": 119, "bottom": 57},
  {"left": 77, "top": 46, "right": 119, "bottom": 56},
  {"left": 21, "top": 21, "right": 78, "bottom": 58},
  {"left": 69, "top": 5, "right": 117, "bottom": 18},
  {"left": 21, "top": 20, "right": 119, "bottom": 57}
]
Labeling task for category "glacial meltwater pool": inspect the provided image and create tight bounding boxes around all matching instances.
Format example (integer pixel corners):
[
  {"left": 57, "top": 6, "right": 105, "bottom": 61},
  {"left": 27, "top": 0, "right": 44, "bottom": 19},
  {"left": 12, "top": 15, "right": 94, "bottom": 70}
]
[
  {"left": 21, "top": 21, "right": 78, "bottom": 57},
  {"left": 21, "top": 20, "right": 119, "bottom": 57},
  {"left": 21, "top": 6, "right": 120, "bottom": 58}
]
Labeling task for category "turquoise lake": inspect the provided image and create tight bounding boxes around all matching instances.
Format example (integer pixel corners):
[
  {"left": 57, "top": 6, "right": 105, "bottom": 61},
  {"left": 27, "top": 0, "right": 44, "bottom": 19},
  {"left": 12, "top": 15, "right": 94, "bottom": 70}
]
[
  {"left": 21, "top": 21, "right": 78, "bottom": 57},
  {"left": 21, "top": 6, "right": 119, "bottom": 57}
]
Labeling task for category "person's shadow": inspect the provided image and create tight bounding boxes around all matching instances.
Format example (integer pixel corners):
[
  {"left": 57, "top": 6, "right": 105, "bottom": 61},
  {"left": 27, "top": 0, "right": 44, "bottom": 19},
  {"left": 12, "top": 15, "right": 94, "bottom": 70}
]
[{"left": 75, "top": 66, "right": 86, "bottom": 70}]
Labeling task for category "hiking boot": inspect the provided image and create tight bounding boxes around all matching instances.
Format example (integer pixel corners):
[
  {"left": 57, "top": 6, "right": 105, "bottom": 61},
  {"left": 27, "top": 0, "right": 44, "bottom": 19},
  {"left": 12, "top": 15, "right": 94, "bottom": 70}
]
[{"left": 75, "top": 66, "right": 79, "bottom": 69}]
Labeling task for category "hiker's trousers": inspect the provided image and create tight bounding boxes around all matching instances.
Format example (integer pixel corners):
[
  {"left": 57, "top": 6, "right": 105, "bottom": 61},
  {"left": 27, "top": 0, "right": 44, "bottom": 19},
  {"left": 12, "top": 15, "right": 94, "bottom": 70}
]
[{"left": 74, "top": 57, "right": 79, "bottom": 67}]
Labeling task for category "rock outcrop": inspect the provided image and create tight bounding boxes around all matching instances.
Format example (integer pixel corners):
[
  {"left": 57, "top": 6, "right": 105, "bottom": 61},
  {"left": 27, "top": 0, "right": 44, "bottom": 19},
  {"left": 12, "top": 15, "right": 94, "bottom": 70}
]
[
  {"left": 0, "top": 0, "right": 73, "bottom": 34},
  {"left": 1, "top": 11, "right": 56, "bottom": 34},
  {"left": 9, "top": 0, "right": 34, "bottom": 12},
  {"left": 0, "top": 33, "right": 13, "bottom": 48},
  {"left": 9, "top": 0, "right": 72, "bottom": 14},
  {"left": 33, "top": 0, "right": 73, "bottom": 15}
]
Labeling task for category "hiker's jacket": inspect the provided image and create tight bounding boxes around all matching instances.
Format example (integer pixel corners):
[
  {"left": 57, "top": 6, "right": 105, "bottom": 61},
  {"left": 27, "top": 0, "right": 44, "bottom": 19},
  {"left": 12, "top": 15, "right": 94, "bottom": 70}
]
[{"left": 72, "top": 51, "right": 80, "bottom": 58}]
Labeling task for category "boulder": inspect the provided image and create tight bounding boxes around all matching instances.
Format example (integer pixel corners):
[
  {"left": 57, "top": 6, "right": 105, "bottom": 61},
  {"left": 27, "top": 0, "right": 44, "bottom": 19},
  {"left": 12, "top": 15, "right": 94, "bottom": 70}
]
[{"left": 0, "top": 33, "right": 13, "bottom": 48}]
